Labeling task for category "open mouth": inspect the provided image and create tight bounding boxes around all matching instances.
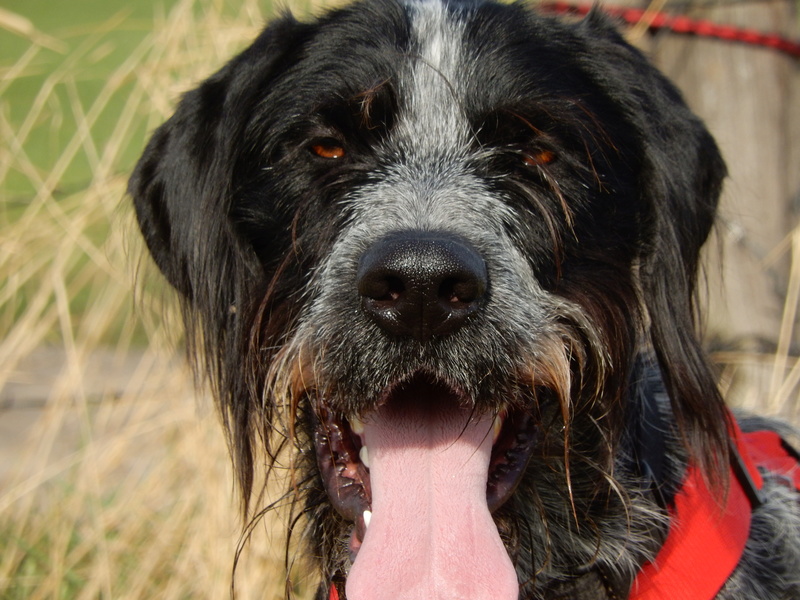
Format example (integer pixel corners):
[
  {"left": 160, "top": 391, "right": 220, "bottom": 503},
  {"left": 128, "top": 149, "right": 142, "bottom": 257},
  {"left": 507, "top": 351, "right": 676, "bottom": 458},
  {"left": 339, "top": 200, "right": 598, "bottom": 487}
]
[{"left": 313, "top": 373, "right": 537, "bottom": 598}]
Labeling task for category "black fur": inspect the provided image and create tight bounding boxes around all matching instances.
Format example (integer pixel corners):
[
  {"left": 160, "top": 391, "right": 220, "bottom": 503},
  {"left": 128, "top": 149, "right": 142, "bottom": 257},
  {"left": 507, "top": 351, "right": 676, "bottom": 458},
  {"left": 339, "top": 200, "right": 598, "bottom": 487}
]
[{"left": 129, "top": 1, "right": 800, "bottom": 598}]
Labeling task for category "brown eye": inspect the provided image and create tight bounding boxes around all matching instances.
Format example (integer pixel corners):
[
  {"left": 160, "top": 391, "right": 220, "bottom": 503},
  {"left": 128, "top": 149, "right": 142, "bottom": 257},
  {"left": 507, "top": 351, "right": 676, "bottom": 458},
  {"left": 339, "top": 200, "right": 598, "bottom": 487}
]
[
  {"left": 522, "top": 149, "right": 555, "bottom": 167},
  {"left": 310, "top": 142, "right": 346, "bottom": 159}
]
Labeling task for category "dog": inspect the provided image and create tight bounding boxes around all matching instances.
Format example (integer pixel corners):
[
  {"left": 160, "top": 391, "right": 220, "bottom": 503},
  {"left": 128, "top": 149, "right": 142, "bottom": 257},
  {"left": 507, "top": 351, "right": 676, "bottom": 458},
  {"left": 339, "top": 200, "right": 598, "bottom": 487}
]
[{"left": 129, "top": 0, "right": 800, "bottom": 598}]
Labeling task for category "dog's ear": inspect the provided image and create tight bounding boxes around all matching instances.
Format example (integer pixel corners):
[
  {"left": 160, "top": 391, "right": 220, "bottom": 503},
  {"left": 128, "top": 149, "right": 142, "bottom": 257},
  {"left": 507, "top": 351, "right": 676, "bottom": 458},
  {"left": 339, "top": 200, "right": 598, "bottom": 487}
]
[
  {"left": 129, "top": 15, "right": 307, "bottom": 301},
  {"left": 129, "top": 16, "right": 311, "bottom": 510},
  {"left": 578, "top": 12, "right": 730, "bottom": 475}
]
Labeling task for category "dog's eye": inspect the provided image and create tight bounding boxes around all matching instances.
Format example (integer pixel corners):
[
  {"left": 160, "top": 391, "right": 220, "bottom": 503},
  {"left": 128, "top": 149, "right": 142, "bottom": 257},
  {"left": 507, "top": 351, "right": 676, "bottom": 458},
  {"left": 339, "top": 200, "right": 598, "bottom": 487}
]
[
  {"left": 309, "top": 140, "right": 346, "bottom": 160},
  {"left": 522, "top": 149, "right": 556, "bottom": 167}
]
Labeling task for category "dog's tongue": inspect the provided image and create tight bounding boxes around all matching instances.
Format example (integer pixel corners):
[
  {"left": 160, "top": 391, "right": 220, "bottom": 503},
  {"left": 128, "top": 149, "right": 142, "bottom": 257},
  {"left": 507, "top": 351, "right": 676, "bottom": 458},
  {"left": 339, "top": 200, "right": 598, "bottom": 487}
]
[{"left": 345, "top": 392, "right": 519, "bottom": 600}]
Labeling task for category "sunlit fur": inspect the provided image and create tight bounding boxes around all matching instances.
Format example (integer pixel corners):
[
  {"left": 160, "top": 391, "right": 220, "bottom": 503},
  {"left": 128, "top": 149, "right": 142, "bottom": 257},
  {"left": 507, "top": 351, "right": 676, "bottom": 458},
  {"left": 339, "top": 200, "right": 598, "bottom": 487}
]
[{"left": 129, "top": 0, "right": 800, "bottom": 598}]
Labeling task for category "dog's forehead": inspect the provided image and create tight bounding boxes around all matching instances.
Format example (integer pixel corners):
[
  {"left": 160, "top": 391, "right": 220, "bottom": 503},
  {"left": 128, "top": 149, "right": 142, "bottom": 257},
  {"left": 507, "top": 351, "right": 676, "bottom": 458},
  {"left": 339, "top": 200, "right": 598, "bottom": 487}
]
[
  {"left": 334, "top": 2, "right": 499, "bottom": 236},
  {"left": 253, "top": 0, "right": 602, "bottom": 160},
  {"left": 396, "top": 0, "right": 471, "bottom": 154},
  {"left": 307, "top": 0, "right": 582, "bottom": 159}
]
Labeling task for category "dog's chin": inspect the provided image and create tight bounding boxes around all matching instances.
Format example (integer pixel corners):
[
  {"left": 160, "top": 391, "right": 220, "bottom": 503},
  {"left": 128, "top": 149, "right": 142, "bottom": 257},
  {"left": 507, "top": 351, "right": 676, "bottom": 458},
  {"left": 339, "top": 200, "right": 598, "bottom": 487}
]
[{"left": 313, "top": 373, "right": 537, "bottom": 597}]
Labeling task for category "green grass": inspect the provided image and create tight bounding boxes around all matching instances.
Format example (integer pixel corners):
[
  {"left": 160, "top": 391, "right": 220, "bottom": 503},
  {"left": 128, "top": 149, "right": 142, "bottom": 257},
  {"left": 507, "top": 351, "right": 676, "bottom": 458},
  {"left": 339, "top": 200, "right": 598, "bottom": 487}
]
[
  {"left": 2, "top": 0, "right": 178, "bottom": 351},
  {"left": 1, "top": 0, "right": 175, "bottom": 198}
]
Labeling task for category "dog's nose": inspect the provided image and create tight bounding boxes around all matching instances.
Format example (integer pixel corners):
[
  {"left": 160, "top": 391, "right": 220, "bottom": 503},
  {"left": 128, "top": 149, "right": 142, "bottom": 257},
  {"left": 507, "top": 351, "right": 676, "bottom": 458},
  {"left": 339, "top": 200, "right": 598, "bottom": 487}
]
[{"left": 357, "top": 233, "right": 488, "bottom": 342}]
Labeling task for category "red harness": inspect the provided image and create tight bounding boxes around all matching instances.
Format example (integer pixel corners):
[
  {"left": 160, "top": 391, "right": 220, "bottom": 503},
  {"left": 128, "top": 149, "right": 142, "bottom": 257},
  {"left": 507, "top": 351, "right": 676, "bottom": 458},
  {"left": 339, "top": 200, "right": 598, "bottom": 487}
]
[
  {"left": 631, "top": 420, "right": 800, "bottom": 600},
  {"left": 328, "top": 419, "right": 800, "bottom": 600}
]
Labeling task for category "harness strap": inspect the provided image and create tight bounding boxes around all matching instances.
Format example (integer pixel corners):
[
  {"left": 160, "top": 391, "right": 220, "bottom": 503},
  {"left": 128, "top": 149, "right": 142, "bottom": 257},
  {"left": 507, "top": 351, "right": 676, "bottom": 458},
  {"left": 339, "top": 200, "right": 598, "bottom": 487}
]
[
  {"left": 630, "top": 418, "right": 799, "bottom": 600},
  {"left": 740, "top": 429, "right": 800, "bottom": 490},
  {"left": 329, "top": 583, "right": 340, "bottom": 600}
]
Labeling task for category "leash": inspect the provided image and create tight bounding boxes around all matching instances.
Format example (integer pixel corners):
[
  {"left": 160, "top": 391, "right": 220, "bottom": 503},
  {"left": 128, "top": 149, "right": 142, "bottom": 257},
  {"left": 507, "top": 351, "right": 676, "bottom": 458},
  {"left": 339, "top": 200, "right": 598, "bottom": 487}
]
[{"left": 539, "top": 1, "right": 800, "bottom": 60}]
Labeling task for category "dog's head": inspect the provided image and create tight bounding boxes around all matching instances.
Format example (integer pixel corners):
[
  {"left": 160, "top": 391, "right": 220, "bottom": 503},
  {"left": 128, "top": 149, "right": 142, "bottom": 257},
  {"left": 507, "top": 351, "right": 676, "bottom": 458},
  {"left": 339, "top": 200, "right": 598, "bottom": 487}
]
[{"left": 130, "top": 0, "right": 727, "bottom": 597}]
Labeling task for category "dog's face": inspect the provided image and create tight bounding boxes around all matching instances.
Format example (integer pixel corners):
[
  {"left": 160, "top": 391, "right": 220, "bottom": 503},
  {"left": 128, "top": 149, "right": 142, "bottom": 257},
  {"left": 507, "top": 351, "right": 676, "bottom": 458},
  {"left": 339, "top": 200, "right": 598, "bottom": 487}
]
[{"left": 130, "top": 0, "right": 728, "bottom": 597}]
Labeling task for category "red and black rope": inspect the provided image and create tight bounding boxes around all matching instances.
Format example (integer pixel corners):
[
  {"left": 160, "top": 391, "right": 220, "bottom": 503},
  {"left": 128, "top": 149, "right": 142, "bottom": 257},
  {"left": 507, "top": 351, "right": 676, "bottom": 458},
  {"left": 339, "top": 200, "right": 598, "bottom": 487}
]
[{"left": 539, "top": 1, "right": 800, "bottom": 59}]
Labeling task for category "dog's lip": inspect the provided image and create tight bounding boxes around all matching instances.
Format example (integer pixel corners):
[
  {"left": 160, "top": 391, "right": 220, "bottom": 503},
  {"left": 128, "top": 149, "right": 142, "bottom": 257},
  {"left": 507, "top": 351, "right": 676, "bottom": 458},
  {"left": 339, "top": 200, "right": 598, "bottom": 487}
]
[
  {"left": 313, "top": 400, "right": 372, "bottom": 525},
  {"left": 312, "top": 373, "right": 538, "bottom": 553},
  {"left": 487, "top": 407, "right": 538, "bottom": 511}
]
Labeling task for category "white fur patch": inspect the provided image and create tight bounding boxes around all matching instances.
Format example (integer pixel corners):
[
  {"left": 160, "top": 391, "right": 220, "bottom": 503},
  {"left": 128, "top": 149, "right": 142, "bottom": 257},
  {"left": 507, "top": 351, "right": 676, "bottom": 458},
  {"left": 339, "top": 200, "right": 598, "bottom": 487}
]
[{"left": 398, "top": 0, "right": 469, "bottom": 154}]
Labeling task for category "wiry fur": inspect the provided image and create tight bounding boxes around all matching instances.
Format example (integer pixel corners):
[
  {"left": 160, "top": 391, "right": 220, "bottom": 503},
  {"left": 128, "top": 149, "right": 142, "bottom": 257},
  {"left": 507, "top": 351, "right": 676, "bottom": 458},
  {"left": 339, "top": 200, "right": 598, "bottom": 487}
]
[
  {"left": 720, "top": 480, "right": 800, "bottom": 599},
  {"left": 129, "top": 0, "right": 800, "bottom": 597}
]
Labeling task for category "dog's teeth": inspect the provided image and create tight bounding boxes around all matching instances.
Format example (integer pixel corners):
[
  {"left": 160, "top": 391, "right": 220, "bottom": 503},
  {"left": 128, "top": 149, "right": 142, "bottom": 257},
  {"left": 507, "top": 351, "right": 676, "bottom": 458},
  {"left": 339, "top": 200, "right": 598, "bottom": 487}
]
[
  {"left": 350, "top": 415, "right": 365, "bottom": 435},
  {"left": 363, "top": 510, "right": 372, "bottom": 528},
  {"left": 359, "top": 445, "right": 370, "bottom": 468},
  {"left": 493, "top": 414, "right": 503, "bottom": 443}
]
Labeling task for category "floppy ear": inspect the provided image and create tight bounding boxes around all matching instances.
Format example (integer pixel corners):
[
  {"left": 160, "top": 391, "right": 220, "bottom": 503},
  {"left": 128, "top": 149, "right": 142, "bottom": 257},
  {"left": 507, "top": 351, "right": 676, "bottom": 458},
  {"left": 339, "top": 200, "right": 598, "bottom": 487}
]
[
  {"left": 128, "top": 15, "right": 310, "bottom": 508},
  {"left": 578, "top": 12, "right": 729, "bottom": 475},
  {"left": 129, "top": 15, "right": 307, "bottom": 302}
]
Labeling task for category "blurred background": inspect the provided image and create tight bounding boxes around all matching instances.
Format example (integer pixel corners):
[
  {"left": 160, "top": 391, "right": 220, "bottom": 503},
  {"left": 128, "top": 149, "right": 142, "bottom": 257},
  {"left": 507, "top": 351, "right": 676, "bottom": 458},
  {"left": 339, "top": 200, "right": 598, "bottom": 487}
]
[{"left": 0, "top": 0, "right": 798, "bottom": 597}]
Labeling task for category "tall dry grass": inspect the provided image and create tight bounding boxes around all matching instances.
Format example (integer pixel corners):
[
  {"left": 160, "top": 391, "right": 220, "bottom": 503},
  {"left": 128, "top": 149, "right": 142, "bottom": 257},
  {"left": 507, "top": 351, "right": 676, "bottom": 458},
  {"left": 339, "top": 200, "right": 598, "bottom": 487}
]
[
  {"left": 713, "top": 229, "right": 800, "bottom": 419},
  {"left": 0, "top": 0, "right": 329, "bottom": 597},
  {"left": 0, "top": 0, "right": 798, "bottom": 598}
]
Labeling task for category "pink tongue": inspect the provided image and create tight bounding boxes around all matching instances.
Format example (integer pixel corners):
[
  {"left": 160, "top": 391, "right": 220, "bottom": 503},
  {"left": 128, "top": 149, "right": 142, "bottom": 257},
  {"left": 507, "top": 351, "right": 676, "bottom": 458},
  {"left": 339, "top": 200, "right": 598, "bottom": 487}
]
[{"left": 345, "top": 393, "right": 519, "bottom": 600}]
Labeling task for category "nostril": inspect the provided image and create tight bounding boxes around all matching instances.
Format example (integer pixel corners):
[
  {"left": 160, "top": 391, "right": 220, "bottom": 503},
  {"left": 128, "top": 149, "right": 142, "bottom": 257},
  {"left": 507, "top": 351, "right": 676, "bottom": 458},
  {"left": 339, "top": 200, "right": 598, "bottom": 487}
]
[
  {"left": 356, "top": 232, "right": 488, "bottom": 341},
  {"left": 440, "top": 276, "right": 485, "bottom": 307},
  {"left": 384, "top": 277, "right": 404, "bottom": 303},
  {"left": 360, "top": 274, "right": 405, "bottom": 304}
]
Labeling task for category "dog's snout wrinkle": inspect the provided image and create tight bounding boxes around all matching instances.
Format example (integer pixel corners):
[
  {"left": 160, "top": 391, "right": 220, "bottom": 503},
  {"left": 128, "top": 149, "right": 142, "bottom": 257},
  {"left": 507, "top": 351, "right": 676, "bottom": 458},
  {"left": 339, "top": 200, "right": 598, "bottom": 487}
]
[{"left": 357, "top": 233, "right": 488, "bottom": 342}]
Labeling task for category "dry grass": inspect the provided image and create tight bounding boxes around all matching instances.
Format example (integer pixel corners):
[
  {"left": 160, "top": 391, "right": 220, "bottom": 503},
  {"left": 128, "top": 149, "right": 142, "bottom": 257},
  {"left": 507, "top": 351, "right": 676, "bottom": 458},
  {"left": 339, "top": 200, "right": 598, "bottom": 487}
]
[
  {"left": 0, "top": 0, "right": 328, "bottom": 597},
  {"left": 712, "top": 226, "right": 800, "bottom": 419},
  {"left": 0, "top": 0, "right": 798, "bottom": 598}
]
